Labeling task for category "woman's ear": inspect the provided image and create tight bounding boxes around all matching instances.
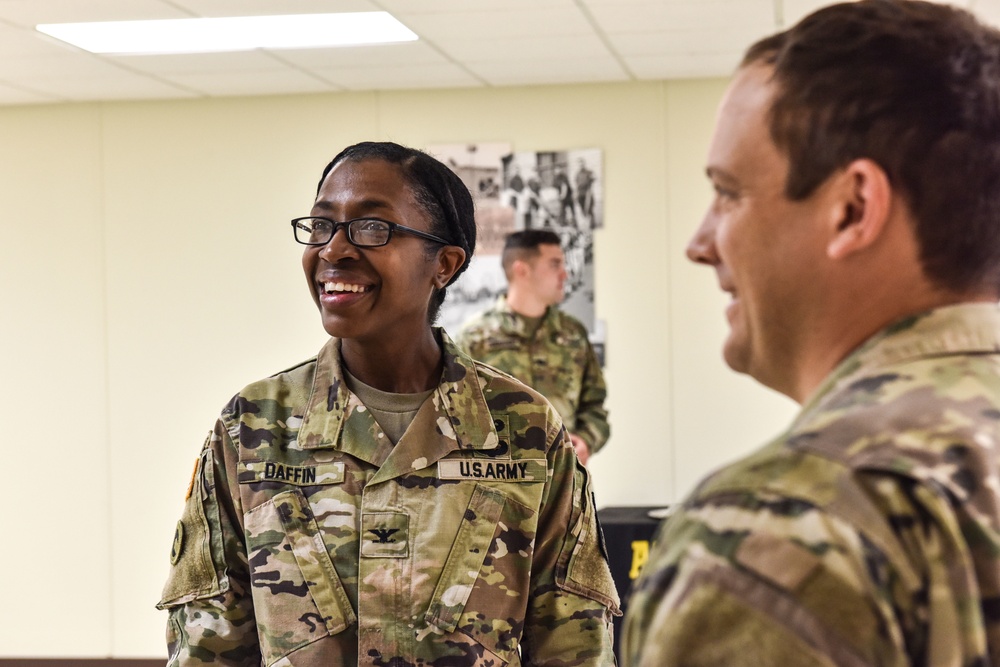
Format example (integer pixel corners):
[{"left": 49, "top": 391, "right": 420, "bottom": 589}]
[
  {"left": 433, "top": 246, "right": 467, "bottom": 288},
  {"left": 827, "top": 158, "right": 892, "bottom": 260}
]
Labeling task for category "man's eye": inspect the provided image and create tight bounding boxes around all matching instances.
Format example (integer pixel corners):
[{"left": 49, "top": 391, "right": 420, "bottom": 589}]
[{"left": 713, "top": 185, "right": 736, "bottom": 200}]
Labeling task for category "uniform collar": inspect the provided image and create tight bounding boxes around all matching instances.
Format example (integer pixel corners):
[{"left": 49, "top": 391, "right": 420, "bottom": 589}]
[
  {"left": 798, "top": 302, "right": 1000, "bottom": 421},
  {"left": 495, "top": 293, "right": 557, "bottom": 336},
  {"left": 296, "top": 329, "right": 501, "bottom": 473}
]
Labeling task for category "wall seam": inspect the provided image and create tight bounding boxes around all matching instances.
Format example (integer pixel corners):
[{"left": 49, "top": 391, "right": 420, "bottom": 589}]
[
  {"left": 662, "top": 79, "right": 677, "bottom": 504},
  {"left": 97, "top": 101, "right": 116, "bottom": 658}
]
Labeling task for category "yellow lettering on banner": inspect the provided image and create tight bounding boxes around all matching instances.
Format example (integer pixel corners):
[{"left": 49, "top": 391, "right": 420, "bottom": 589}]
[{"left": 629, "top": 540, "right": 650, "bottom": 579}]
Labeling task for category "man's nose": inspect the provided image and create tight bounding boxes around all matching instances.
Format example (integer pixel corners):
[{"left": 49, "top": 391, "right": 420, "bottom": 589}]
[{"left": 686, "top": 212, "right": 719, "bottom": 266}]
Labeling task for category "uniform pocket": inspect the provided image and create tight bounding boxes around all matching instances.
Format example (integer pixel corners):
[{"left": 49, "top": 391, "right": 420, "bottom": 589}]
[
  {"left": 245, "top": 489, "right": 356, "bottom": 666},
  {"left": 424, "top": 484, "right": 506, "bottom": 630}
]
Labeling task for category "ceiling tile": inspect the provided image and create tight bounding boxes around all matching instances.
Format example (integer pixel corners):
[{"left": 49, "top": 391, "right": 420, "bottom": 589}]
[
  {"left": 105, "top": 50, "right": 289, "bottom": 76},
  {"left": 0, "top": 79, "right": 62, "bottom": 105},
  {"left": 395, "top": 6, "right": 593, "bottom": 41},
  {"left": 0, "top": 0, "right": 187, "bottom": 29},
  {"left": 22, "top": 70, "right": 200, "bottom": 102},
  {"left": 607, "top": 29, "right": 769, "bottom": 57},
  {"left": 272, "top": 41, "right": 449, "bottom": 69},
  {"left": 0, "top": 22, "right": 80, "bottom": 57},
  {"left": 312, "top": 62, "right": 483, "bottom": 90},
  {"left": 379, "top": 0, "right": 575, "bottom": 12},
  {"left": 971, "top": 0, "right": 1000, "bottom": 28},
  {"left": 0, "top": 52, "right": 140, "bottom": 81},
  {"left": 158, "top": 68, "right": 337, "bottom": 96},
  {"left": 626, "top": 51, "right": 744, "bottom": 79},
  {"left": 10, "top": 0, "right": 999, "bottom": 106},
  {"left": 468, "top": 56, "right": 629, "bottom": 86},
  {"left": 438, "top": 32, "right": 613, "bottom": 62},
  {"left": 586, "top": 0, "right": 776, "bottom": 33}
]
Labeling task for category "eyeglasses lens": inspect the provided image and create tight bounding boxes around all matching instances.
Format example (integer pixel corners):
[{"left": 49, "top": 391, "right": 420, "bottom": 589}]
[{"left": 349, "top": 219, "right": 391, "bottom": 247}]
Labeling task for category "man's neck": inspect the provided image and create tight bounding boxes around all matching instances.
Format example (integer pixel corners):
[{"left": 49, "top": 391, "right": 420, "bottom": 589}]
[
  {"left": 505, "top": 286, "right": 549, "bottom": 318},
  {"left": 782, "top": 289, "right": 996, "bottom": 404}
]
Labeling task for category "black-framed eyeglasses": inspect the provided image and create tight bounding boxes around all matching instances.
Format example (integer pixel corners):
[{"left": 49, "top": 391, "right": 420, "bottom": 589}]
[{"left": 291, "top": 216, "right": 452, "bottom": 248}]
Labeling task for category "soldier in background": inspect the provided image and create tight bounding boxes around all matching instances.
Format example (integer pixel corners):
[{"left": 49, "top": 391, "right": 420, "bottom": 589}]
[
  {"left": 623, "top": 1, "right": 1000, "bottom": 665},
  {"left": 457, "top": 230, "right": 609, "bottom": 465},
  {"left": 158, "top": 142, "right": 619, "bottom": 666}
]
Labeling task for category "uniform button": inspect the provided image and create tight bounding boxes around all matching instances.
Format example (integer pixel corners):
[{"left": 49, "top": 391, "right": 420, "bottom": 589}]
[{"left": 493, "top": 419, "right": 504, "bottom": 431}]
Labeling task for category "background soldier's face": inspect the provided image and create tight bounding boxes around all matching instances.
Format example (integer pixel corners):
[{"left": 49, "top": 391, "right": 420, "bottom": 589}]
[{"left": 526, "top": 244, "right": 568, "bottom": 306}]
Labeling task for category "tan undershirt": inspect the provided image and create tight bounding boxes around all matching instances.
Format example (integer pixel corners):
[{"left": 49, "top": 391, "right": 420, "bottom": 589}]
[
  {"left": 342, "top": 367, "right": 434, "bottom": 445},
  {"left": 519, "top": 314, "right": 544, "bottom": 338}
]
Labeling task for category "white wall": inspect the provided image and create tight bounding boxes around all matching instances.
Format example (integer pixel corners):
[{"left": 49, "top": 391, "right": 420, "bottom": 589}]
[{"left": 0, "top": 79, "right": 796, "bottom": 659}]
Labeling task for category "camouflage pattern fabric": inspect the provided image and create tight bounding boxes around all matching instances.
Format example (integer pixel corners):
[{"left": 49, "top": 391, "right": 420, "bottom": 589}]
[
  {"left": 158, "top": 329, "right": 620, "bottom": 667},
  {"left": 456, "top": 295, "right": 610, "bottom": 454},
  {"left": 622, "top": 303, "right": 1000, "bottom": 667}
]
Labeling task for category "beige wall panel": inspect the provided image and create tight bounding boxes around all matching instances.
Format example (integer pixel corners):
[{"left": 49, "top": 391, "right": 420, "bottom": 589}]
[{"left": 0, "top": 104, "right": 111, "bottom": 656}]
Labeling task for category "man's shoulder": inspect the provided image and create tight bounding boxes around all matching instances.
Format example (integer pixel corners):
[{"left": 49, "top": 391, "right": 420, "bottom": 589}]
[
  {"left": 456, "top": 305, "right": 506, "bottom": 336},
  {"left": 785, "top": 351, "right": 1000, "bottom": 498}
]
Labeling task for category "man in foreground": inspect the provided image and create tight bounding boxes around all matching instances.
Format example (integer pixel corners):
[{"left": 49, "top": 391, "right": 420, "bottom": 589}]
[
  {"left": 457, "top": 230, "right": 609, "bottom": 464},
  {"left": 622, "top": 1, "right": 1000, "bottom": 664}
]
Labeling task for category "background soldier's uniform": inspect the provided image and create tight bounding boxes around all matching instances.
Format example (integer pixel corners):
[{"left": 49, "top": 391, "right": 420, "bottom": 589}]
[
  {"left": 158, "top": 331, "right": 620, "bottom": 666},
  {"left": 456, "top": 295, "right": 610, "bottom": 454},
  {"left": 622, "top": 303, "right": 1000, "bottom": 667}
]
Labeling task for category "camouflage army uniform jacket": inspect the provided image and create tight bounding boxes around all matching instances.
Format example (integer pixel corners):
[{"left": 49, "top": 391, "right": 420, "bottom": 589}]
[
  {"left": 456, "top": 295, "right": 610, "bottom": 454},
  {"left": 158, "top": 330, "right": 620, "bottom": 667},
  {"left": 622, "top": 303, "right": 1000, "bottom": 667}
]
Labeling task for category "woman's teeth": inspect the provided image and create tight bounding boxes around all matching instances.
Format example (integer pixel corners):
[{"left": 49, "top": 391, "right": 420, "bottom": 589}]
[{"left": 323, "top": 282, "right": 367, "bottom": 294}]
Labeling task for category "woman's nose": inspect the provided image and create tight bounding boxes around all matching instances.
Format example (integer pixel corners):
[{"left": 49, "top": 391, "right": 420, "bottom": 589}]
[{"left": 318, "top": 225, "right": 360, "bottom": 261}]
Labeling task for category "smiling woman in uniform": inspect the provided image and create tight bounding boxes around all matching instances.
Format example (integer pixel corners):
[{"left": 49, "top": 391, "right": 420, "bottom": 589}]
[{"left": 157, "top": 141, "right": 620, "bottom": 667}]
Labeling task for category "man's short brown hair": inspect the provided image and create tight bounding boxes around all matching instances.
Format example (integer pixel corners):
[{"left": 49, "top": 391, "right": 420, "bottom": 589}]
[
  {"left": 501, "top": 230, "right": 562, "bottom": 280},
  {"left": 744, "top": 0, "right": 1000, "bottom": 293}
]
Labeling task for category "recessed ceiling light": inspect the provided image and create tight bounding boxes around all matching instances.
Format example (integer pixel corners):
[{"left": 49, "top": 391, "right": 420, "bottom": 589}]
[{"left": 36, "top": 12, "right": 418, "bottom": 55}]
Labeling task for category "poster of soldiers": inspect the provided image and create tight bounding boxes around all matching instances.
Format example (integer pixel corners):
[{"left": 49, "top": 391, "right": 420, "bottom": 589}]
[{"left": 428, "top": 144, "right": 603, "bottom": 345}]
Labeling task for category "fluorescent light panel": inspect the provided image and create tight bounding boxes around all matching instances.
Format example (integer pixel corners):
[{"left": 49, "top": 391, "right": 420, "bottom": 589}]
[{"left": 36, "top": 12, "right": 418, "bottom": 55}]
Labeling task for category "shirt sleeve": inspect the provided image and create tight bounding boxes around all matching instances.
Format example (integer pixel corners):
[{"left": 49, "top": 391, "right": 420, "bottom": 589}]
[
  {"left": 157, "top": 419, "right": 260, "bottom": 667},
  {"left": 622, "top": 474, "right": 989, "bottom": 667},
  {"left": 572, "top": 339, "right": 610, "bottom": 454},
  {"left": 522, "top": 424, "right": 621, "bottom": 666}
]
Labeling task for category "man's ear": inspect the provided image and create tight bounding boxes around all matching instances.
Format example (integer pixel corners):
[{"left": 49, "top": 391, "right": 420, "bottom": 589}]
[
  {"left": 827, "top": 158, "right": 892, "bottom": 260},
  {"left": 433, "top": 245, "right": 467, "bottom": 288},
  {"left": 510, "top": 258, "right": 531, "bottom": 282}
]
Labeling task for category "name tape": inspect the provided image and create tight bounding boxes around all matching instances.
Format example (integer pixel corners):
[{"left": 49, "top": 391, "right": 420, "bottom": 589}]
[
  {"left": 438, "top": 459, "right": 545, "bottom": 482},
  {"left": 238, "top": 460, "right": 345, "bottom": 486}
]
